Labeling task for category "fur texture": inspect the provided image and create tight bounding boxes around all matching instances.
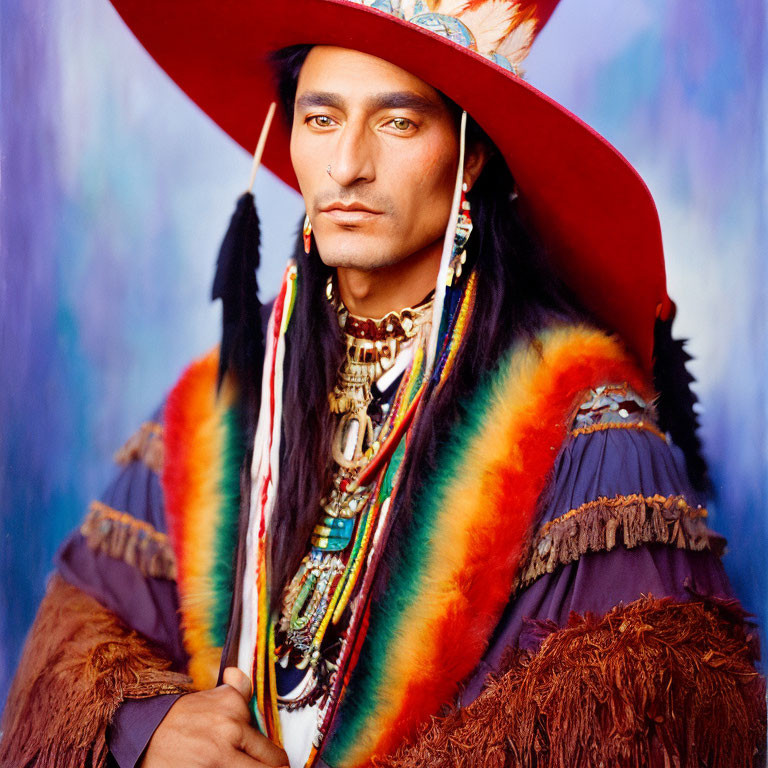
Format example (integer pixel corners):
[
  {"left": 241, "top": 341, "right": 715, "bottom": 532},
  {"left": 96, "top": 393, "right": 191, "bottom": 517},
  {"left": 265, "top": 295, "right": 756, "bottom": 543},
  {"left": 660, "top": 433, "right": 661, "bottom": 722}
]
[
  {"left": 373, "top": 595, "right": 766, "bottom": 768},
  {"left": 324, "top": 324, "right": 654, "bottom": 766},
  {"left": 0, "top": 574, "right": 193, "bottom": 768},
  {"left": 162, "top": 347, "right": 245, "bottom": 690},
  {"left": 157, "top": 324, "right": 727, "bottom": 768}
]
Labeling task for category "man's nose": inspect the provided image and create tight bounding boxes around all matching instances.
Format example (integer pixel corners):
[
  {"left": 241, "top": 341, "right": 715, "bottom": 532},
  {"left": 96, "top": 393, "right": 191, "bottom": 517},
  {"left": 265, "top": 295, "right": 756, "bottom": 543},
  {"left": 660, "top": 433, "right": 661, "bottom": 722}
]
[{"left": 329, "top": 120, "right": 375, "bottom": 187}]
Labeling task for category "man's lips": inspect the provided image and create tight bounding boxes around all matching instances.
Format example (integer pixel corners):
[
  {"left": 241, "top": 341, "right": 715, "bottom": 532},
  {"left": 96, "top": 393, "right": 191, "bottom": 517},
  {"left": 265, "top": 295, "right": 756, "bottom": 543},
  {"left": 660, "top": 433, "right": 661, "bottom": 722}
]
[{"left": 320, "top": 202, "right": 383, "bottom": 224}]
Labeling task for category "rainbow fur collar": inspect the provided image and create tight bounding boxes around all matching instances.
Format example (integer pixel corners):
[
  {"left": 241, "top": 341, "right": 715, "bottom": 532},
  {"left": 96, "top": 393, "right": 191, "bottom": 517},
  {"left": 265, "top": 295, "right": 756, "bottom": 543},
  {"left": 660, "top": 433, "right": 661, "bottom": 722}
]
[
  {"left": 161, "top": 324, "right": 653, "bottom": 766},
  {"left": 162, "top": 349, "right": 244, "bottom": 689}
]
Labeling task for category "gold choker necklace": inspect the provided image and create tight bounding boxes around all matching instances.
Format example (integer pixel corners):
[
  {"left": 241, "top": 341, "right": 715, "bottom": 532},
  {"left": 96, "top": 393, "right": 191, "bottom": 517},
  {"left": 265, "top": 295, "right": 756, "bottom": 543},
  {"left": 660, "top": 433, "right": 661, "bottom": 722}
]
[{"left": 326, "top": 277, "right": 433, "bottom": 469}]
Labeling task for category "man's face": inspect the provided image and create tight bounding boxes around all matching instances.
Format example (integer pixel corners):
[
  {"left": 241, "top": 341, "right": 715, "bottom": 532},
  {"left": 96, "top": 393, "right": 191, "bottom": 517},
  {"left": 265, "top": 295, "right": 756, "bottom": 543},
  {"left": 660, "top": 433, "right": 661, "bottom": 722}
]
[{"left": 290, "top": 46, "right": 460, "bottom": 270}]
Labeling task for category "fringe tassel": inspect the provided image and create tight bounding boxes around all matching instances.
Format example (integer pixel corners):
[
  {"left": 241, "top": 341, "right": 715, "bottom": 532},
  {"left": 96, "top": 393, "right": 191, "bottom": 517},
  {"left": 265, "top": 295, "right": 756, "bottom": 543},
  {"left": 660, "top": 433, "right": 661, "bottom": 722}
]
[
  {"left": 114, "top": 421, "right": 164, "bottom": 474},
  {"left": 0, "top": 573, "right": 194, "bottom": 768},
  {"left": 374, "top": 595, "right": 765, "bottom": 768},
  {"left": 80, "top": 501, "right": 177, "bottom": 580},
  {"left": 570, "top": 420, "right": 667, "bottom": 442},
  {"left": 515, "top": 493, "right": 714, "bottom": 591}
]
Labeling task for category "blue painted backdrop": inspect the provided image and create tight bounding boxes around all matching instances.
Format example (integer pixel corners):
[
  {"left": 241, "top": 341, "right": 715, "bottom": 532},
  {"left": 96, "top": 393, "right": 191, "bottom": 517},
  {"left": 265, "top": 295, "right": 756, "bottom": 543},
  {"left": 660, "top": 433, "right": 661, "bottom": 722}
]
[{"left": 1, "top": 0, "right": 766, "bottom": 713}]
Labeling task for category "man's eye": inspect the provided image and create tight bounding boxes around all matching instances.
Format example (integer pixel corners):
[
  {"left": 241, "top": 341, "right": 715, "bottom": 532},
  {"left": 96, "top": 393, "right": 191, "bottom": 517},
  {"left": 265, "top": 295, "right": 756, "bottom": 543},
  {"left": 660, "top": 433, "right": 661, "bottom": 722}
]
[
  {"left": 390, "top": 117, "right": 413, "bottom": 131},
  {"left": 309, "top": 115, "right": 334, "bottom": 128}
]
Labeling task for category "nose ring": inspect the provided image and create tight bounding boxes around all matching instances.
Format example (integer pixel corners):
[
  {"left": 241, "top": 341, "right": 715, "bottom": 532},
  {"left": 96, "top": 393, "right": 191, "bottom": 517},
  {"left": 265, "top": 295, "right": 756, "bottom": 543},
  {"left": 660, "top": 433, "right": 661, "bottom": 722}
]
[{"left": 326, "top": 164, "right": 332, "bottom": 176}]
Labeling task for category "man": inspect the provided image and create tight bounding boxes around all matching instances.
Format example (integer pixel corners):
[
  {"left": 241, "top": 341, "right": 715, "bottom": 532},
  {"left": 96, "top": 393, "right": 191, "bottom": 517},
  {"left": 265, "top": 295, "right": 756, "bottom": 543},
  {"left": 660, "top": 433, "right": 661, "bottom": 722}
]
[{"left": 1, "top": 2, "right": 764, "bottom": 767}]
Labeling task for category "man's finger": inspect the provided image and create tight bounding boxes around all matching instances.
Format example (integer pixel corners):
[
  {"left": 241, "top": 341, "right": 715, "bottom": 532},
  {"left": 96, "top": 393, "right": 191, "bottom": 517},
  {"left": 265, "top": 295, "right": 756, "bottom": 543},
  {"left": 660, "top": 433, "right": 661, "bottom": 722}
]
[
  {"left": 222, "top": 666, "right": 253, "bottom": 702},
  {"left": 227, "top": 746, "right": 287, "bottom": 768},
  {"left": 238, "top": 724, "right": 290, "bottom": 767}
]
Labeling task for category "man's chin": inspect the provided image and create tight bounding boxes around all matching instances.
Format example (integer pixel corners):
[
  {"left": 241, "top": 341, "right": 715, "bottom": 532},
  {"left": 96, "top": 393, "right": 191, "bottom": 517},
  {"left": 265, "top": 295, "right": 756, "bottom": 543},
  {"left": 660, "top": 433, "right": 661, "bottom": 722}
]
[{"left": 316, "top": 245, "right": 405, "bottom": 272}]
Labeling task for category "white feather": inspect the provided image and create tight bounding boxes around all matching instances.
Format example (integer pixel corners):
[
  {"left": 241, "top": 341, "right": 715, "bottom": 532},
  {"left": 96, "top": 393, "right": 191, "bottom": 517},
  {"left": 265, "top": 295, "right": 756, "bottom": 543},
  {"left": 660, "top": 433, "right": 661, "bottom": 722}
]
[
  {"left": 458, "top": 1, "right": 518, "bottom": 55},
  {"left": 433, "top": 0, "right": 471, "bottom": 20},
  {"left": 496, "top": 17, "right": 536, "bottom": 65}
]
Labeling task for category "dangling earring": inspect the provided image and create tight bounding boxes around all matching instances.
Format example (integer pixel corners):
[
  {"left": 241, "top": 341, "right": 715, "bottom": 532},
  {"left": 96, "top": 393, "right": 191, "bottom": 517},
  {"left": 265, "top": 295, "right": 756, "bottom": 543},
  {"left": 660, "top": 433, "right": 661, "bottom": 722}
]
[
  {"left": 456, "top": 182, "right": 473, "bottom": 249},
  {"left": 449, "top": 182, "right": 473, "bottom": 283},
  {"left": 303, "top": 214, "right": 313, "bottom": 255}
]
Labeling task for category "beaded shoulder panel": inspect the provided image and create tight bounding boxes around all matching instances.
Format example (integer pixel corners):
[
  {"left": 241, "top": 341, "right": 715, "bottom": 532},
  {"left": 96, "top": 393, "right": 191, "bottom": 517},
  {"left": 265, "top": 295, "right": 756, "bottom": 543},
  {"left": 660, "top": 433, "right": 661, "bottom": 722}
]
[{"left": 571, "top": 383, "right": 660, "bottom": 435}]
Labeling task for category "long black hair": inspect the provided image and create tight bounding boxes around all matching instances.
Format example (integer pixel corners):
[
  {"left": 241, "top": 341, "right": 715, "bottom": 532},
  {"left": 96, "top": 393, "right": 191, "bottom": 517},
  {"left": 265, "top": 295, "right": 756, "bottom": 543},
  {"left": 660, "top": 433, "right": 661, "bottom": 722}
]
[{"left": 263, "top": 44, "right": 594, "bottom": 608}]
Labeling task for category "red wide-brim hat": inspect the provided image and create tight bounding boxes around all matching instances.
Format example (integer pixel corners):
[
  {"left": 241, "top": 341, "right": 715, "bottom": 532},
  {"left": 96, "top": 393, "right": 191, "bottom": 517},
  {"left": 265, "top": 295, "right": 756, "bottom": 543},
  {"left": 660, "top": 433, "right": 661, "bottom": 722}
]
[{"left": 108, "top": 0, "right": 673, "bottom": 374}]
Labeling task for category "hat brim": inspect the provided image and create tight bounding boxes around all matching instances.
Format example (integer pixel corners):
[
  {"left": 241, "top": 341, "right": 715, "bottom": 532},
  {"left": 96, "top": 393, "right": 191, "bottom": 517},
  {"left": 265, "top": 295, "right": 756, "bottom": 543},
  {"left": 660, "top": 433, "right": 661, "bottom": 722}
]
[{"left": 109, "top": 0, "right": 671, "bottom": 373}]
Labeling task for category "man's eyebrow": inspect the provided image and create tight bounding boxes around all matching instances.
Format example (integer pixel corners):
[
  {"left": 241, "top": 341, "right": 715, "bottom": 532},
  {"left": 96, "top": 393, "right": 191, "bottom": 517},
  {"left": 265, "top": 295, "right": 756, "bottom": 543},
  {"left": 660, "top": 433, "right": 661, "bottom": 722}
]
[
  {"left": 295, "top": 91, "right": 346, "bottom": 110},
  {"left": 295, "top": 90, "right": 441, "bottom": 114},
  {"left": 366, "top": 91, "right": 441, "bottom": 114}
]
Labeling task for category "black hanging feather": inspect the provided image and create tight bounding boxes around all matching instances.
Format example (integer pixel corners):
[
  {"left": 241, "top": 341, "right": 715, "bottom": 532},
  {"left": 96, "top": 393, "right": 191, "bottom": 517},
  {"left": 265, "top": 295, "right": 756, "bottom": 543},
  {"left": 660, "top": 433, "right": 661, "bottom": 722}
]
[
  {"left": 211, "top": 191, "right": 264, "bottom": 419},
  {"left": 652, "top": 315, "right": 710, "bottom": 494},
  {"left": 210, "top": 191, "right": 266, "bottom": 687}
]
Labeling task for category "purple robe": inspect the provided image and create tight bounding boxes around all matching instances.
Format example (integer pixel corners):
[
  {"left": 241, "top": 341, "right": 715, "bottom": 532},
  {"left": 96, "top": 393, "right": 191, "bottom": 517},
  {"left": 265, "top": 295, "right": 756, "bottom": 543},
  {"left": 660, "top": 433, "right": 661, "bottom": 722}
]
[{"left": 54, "top": 411, "right": 734, "bottom": 767}]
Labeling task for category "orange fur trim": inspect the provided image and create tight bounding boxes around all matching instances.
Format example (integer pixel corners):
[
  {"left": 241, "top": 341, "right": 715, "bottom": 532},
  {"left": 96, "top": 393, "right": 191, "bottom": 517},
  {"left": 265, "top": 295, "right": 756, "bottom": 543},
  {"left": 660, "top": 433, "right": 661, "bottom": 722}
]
[
  {"left": 341, "top": 324, "right": 654, "bottom": 765},
  {"left": 162, "top": 348, "right": 238, "bottom": 690}
]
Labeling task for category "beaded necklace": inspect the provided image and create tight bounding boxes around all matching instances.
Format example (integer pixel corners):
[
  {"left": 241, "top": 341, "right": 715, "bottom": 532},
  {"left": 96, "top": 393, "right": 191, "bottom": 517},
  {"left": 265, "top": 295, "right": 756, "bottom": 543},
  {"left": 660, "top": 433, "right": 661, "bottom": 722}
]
[
  {"left": 328, "top": 280, "right": 433, "bottom": 470},
  {"left": 274, "top": 283, "right": 435, "bottom": 699},
  {"left": 247, "top": 263, "right": 478, "bottom": 751}
]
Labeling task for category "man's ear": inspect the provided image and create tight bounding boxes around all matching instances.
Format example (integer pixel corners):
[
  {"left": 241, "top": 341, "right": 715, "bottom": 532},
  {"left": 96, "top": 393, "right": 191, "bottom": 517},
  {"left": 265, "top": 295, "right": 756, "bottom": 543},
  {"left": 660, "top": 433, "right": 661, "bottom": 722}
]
[{"left": 463, "top": 140, "right": 492, "bottom": 192}]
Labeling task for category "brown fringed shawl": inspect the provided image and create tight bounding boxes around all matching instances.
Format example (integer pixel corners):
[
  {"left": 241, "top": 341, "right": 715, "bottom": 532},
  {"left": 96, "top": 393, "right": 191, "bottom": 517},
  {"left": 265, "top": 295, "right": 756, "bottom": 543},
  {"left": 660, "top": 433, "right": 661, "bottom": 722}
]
[
  {"left": 0, "top": 574, "right": 194, "bottom": 768},
  {"left": 374, "top": 595, "right": 766, "bottom": 768}
]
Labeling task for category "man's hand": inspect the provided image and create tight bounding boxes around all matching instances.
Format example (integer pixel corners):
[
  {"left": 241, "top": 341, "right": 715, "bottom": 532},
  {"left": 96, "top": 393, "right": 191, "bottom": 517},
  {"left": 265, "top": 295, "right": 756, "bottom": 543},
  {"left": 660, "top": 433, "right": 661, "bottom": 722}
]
[{"left": 140, "top": 666, "right": 290, "bottom": 767}]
